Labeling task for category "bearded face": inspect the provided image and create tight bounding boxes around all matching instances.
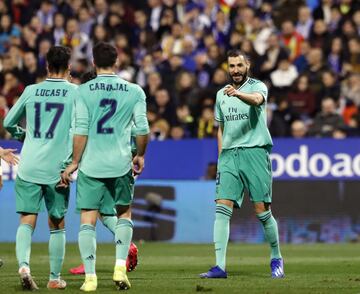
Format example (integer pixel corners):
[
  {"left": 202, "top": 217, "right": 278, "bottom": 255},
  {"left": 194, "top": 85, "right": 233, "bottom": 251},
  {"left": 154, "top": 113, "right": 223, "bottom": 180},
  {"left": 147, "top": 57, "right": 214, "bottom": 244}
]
[{"left": 228, "top": 55, "right": 249, "bottom": 86}]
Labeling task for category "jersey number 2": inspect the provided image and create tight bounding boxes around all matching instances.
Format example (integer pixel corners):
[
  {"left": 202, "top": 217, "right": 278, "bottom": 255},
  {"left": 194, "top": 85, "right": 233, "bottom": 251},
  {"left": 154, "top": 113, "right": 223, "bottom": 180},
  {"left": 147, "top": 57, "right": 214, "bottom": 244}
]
[
  {"left": 97, "top": 99, "right": 117, "bottom": 134},
  {"left": 34, "top": 102, "right": 64, "bottom": 139}
]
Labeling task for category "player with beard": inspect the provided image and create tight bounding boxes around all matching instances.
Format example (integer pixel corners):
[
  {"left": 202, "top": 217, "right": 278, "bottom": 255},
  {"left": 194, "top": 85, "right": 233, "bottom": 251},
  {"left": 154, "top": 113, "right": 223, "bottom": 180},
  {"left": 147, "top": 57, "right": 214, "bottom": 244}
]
[{"left": 200, "top": 50, "right": 284, "bottom": 279}]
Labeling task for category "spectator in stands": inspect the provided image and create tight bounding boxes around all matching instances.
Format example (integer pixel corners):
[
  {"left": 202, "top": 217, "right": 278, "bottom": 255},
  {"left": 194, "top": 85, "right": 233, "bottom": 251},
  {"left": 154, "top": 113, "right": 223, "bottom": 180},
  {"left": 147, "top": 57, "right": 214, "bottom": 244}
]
[
  {"left": 60, "top": 18, "right": 89, "bottom": 60},
  {"left": 175, "top": 71, "right": 200, "bottom": 115},
  {"left": 197, "top": 106, "right": 215, "bottom": 139},
  {"left": 94, "top": 0, "right": 109, "bottom": 25},
  {"left": 0, "top": 71, "right": 24, "bottom": 107},
  {"left": 287, "top": 75, "right": 316, "bottom": 119},
  {"left": 296, "top": 5, "right": 313, "bottom": 39},
  {"left": 269, "top": 96, "right": 299, "bottom": 137},
  {"left": 291, "top": 120, "right": 308, "bottom": 138},
  {"left": 318, "top": 71, "right": 341, "bottom": 108},
  {"left": 0, "top": 15, "right": 20, "bottom": 54},
  {"left": 304, "top": 48, "right": 329, "bottom": 95},
  {"left": 37, "top": 0, "right": 55, "bottom": 31},
  {"left": 53, "top": 13, "right": 65, "bottom": 46},
  {"left": 150, "top": 119, "right": 170, "bottom": 141},
  {"left": 144, "top": 71, "right": 163, "bottom": 106},
  {"left": 313, "top": 0, "right": 332, "bottom": 24},
  {"left": 170, "top": 125, "right": 185, "bottom": 140},
  {"left": 259, "top": 33, "right": 289, "bottom": 81},
  {"left": 309, "top": 19, "right": 330, "bottom": 49},
  {"left": 153, "top": 88, "right": 176, "bottom": 126},
  {"left": 20, "top": 51, "right": 43, "bottom": 86},
  {"left": 270, "top": 58, "right": 298, "bottom": 89},
  {"left": 78, "top": 6, "right": 95, "bottom": 37},
  {"left": 341, "top": 73, "right": 360, "bottom": 106},
  {"left": 309, "top": 97, "right": 346, "bottom": 137},
  {"left": 280, "top": 20, "right": 303, "bottom": 61},
  {"left": 344, "top": 37, "right": 360, "bottom": 74},
  {"left": 176, "top": 104, "right": 195, "bottom": 137}
]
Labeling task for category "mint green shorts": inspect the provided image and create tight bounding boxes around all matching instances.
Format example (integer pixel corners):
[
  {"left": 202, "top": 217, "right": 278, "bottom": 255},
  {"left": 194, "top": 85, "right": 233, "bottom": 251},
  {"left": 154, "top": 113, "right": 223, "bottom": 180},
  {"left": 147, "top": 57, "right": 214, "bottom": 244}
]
[
  {"left": 15, "top": 176, "right": 69, "bottom": 219},
  {"left": 76, "top": 170, "right": 134, "bottom": 214},
  {"left": 216, "top": 147, "right": 272, "bottom": 207}
]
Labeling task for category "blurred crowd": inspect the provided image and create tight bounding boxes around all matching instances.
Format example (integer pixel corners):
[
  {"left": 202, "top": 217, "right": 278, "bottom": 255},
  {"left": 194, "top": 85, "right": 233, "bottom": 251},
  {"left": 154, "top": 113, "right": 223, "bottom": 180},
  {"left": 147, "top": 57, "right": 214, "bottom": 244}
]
[{"left": 0, "top": 0, "right": 359, "bottom": 140}]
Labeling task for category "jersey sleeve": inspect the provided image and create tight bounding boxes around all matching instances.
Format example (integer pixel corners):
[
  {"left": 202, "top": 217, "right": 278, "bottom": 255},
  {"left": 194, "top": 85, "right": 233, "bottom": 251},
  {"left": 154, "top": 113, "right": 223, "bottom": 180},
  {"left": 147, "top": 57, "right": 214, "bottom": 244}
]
[
  {"left": 3, "top": 86, "right": 30, "bottom": 140},
  {"left": 74, "top": 88, "right": 90, "bottom": 136},
  {"left": 253, "top": 81, "right": 268, "bottom": 102},
  {"left": 214, "top": 91, "right": 224, "bottom": 122},
  {"left": 132, "top": 86, "right": 150, "bottom": 136}
]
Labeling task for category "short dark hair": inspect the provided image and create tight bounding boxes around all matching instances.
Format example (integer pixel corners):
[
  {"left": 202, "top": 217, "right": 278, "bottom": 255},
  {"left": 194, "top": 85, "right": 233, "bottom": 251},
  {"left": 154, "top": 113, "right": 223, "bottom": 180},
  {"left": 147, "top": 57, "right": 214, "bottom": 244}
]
[
  {"left": 46, "top": 46, "right": 71, "bottom": 74},
  {"left": 92, "top": 42, "right": 118, "bottom": 68},
  {"left": 227, "top": 49, "right": 249, "bottom": 61}
]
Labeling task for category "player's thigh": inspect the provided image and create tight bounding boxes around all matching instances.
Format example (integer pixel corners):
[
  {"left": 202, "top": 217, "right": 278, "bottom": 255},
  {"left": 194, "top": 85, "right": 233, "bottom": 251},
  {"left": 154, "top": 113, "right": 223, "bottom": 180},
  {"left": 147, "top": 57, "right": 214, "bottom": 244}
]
[
  {"left": 76, "top": 170, "right": 106, "bottom": 210},
  {"left": 242, "top": 147, "right": 272, "bottom": 204},
  {"left": 99, "top": 186, "right": 116, "bottom": 216},
  {"left": 15, "top": 176, "right": 43, "bottom": 214},
  {"left": 216, "top": 150, "right": 244, "bottom": 208},
  {"left": 108, "top": 170, "right": 134, "bottom": 206},
  {"left": 43, "top": 183, "right": 70, "bottom": 219}
]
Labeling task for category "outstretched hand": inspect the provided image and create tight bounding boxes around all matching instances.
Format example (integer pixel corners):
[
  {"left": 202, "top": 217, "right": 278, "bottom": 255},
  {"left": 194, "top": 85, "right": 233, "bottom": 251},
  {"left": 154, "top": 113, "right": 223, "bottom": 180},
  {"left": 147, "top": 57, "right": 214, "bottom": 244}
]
[
  {"left": 223, "top": 85, "right": 239, "bottom": 97},
  {"left": 0, "top": 148, "right": 19, "bottom": 165}
]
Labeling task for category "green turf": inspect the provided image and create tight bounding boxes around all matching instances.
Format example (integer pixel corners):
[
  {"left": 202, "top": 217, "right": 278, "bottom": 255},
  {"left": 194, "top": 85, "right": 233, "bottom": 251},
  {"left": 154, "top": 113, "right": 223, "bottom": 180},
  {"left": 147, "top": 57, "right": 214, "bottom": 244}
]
[{"left": 0, "top": 243, "right": 360, "bottom": 293}]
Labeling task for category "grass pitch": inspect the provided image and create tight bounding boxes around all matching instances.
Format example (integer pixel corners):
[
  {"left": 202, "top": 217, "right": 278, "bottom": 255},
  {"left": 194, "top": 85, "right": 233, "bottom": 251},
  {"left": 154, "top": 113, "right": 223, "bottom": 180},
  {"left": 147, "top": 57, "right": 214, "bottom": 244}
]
[{"left": 0, "top": 243, "right": 360, "bottom": 293}]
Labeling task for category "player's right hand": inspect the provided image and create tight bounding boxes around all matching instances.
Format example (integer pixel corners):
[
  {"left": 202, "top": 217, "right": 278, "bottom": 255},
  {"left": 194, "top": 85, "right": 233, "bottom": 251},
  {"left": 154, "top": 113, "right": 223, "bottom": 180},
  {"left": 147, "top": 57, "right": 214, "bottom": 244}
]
[
  {"left": 132, "top": 155, "right": 145, "bottom": 176},
  {"left": 61, "top": 162, "right": 78, "bottom": 187}
]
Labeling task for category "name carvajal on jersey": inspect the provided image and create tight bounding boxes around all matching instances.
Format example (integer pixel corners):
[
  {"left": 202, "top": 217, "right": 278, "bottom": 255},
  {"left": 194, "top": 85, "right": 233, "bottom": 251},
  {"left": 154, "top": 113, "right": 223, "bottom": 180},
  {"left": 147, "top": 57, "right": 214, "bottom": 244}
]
[{"left": 89, "top": 82, "right": 129, "bottom": 92}]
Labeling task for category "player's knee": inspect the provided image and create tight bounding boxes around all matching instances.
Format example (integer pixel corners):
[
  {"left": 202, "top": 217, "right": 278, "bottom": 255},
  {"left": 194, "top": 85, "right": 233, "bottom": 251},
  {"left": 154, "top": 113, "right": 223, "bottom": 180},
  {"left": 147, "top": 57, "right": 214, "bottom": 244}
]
[
  {"left": 48, "top": 216, "right": 65, "bottom": 230},
  {"left": 216, "top": 199, "right": 234, "bottom": 209},
  {"left": 254, "top": 202, "right": 271, "bottom": 214},
  {"left": 20, "top": 213, "right": 37, "bottom": 229},
  {"left": 116, "top": 205, "right": 131, "bottom": 218}
]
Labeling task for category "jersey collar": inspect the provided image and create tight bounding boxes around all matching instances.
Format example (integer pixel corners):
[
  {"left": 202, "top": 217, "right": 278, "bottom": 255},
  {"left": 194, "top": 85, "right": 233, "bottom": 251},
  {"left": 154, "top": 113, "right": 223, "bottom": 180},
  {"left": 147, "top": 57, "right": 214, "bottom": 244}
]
[
  {"left": 234, "top": 77, "right": 249, "bottom": 90},
  {"left": 97, "top": 74, "right": 118, "bottom": 77},
  {"left": 46, "top": 78, "right": 67, "bottom": 82}
]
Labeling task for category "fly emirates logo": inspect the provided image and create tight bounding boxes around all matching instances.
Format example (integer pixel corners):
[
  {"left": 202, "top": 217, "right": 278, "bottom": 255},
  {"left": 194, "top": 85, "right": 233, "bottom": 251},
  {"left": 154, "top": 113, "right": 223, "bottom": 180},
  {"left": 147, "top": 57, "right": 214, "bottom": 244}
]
[
  {"left": 224, "top": 107, "right": 249, "bottom": 121},
  {"left": 271, "top": 145, "right": 360, "bottom": 178}
]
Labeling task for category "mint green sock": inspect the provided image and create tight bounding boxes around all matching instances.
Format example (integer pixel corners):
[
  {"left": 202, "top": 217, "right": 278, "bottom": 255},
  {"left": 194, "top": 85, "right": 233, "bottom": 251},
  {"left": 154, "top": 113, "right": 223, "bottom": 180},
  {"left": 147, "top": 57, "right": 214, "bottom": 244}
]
[
  {"left": 78, "top": 224, "right": 96, "bottom": 274},
  {"left": 257, "top": 210, "right": 282, "bottom": 259},
  {"left": 115, "top": 218, "right": 133, "bottom": 260},
  {"left": 214, "top": 204, "right": 232, "bottom": 271},
  {"left": 16, "top": 224, "right": 33, "bottom": 269},
  {"left": 102, "top": 215, "right": 117, "bottom": 235},
  {"left": 49, "top": 229, "right": 66, "bottom": 280}
]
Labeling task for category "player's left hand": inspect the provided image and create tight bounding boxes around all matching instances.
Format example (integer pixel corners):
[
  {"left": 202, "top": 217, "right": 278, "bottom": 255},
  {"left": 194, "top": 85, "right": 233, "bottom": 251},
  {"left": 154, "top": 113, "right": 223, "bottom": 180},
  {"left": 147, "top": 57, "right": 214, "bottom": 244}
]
[
  {"left": 223, "top": 85, "right": 239, "bottom": 97},
  {"left": 0, "top": 148, "right": 19, "bottom": 165},
  {"left": 132, "top": 155, "right": 145, "bottom": 175},
  {"left": 61, "top": 162, "right": 78, "bottom": 187}
]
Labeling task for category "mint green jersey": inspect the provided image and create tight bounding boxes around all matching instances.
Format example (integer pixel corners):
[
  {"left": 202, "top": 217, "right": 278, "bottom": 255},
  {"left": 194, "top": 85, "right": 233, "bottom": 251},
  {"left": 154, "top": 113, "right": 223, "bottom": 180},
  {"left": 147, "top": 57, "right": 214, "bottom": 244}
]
[
  {"left": 215, "top": 77, "right": 273, "bottom": 150},
  {"left": 75, "top": 74, "right": 149, "bottom": 178},
  {"left": 4, "top": 78, "right": 77, "bottom": 184}
]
